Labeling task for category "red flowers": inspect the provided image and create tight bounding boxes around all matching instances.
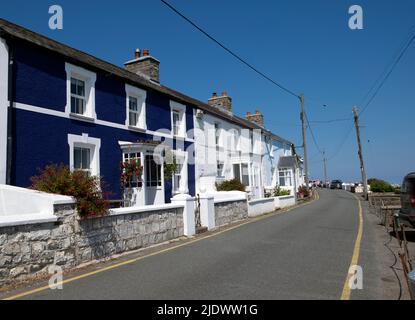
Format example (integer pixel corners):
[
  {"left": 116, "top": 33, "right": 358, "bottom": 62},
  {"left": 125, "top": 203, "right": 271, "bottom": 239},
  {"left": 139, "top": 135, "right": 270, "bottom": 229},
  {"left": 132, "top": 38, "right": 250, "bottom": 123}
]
[{"left": 120, "top": 159, "right": 143, "bottom": 189}]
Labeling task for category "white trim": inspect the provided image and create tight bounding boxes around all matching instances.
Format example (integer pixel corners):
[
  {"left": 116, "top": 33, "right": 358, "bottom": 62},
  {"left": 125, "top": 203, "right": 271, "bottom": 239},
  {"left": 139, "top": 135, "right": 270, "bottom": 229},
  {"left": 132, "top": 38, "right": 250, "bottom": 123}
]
[
  {"left": 67, "top": 133, "right": 101, "bottom": 177},
  {"left": 65, "top": 62, "right": 97, "bottom": 120},
  {"left": 109, "top": 203, "right": 184, "bottom": 216},
  {"left": 170, "top": 100, "right": 187, "bottom": 139},
  {"left": 125, "top": 84, "right": 147, "bottom": 130},
  {"left": 0, "top": 215, "right": 58, "bottom": 228},
  {"left": 0, "top": 38, "right": 8, "bottom": 184},
  {"left": 14, "top": 102, "right": 195, "bottom": 143}
]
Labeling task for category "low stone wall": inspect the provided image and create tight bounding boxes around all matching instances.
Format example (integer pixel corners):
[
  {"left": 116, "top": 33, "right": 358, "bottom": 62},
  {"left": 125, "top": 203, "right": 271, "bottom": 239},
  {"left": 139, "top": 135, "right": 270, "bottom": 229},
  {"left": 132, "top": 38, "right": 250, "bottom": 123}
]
[
  {"left": 0, "top": 203, "right": 184, "bottom": 287},
  {"left": 214, "top": 200, "right": 248, "bottom": 227}
]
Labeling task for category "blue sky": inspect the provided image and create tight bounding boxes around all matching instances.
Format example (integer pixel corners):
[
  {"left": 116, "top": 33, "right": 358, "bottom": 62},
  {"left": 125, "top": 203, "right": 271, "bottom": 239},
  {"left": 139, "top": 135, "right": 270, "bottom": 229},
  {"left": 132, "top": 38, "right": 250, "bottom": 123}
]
[{"left": 2, "top": 0, "right": 414, "bottom": 184}]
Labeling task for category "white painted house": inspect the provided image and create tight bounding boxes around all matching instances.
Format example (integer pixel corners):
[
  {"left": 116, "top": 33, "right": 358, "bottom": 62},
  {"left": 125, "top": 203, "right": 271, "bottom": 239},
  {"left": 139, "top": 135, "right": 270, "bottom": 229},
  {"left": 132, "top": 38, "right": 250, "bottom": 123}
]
[{"left": 194, "top": 92, "right": 304, "bottom": 200}]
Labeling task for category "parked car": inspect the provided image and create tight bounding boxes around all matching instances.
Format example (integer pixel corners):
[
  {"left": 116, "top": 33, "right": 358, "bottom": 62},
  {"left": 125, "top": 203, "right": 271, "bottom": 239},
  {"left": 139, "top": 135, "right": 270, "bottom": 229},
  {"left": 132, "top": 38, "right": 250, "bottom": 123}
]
[
  {"left": 330, "top": 180, "right": 343, "bottom": 189},
  {"left": 399, "top": 173, "right": 415, "bottom": 228}
]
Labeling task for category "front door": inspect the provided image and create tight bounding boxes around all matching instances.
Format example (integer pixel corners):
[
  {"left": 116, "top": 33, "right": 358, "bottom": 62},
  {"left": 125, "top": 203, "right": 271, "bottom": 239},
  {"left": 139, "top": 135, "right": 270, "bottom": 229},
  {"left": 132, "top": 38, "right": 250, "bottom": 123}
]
[{"left": 145, "top": 155, "right": 165, "bottom": 205}]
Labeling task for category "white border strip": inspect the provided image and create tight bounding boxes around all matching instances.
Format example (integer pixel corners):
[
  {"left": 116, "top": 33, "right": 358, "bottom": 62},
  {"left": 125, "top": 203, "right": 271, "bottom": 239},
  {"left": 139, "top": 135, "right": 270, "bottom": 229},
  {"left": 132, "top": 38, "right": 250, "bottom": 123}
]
[{"left": 14, "top": 102, "right": 195, "bottom": 143}]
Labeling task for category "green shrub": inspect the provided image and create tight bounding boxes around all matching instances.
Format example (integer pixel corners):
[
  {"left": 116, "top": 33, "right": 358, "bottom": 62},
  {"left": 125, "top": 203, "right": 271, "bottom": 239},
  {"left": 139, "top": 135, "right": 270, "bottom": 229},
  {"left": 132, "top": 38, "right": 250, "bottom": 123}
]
[
  {"left": 273, "top": 186, "right": 291, "bottom": 197},
  {"left": 31, "top": 164, "right": 109, "bottom": 218},
  {"left": 368, "top": 178, "right": 395, "bottom": 193},
  {"left": 216, "top": 179, "right": 246, "bottom": 192}
]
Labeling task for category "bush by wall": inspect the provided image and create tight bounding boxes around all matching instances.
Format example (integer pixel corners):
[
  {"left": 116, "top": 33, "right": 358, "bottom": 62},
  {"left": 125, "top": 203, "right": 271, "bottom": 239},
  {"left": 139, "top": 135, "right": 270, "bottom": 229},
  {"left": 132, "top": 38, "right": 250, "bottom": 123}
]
[
  {"left": 216, "top": 179, "right": 246, "bottom": 192},
  {"left": 273, "top": 186, "right": 291, "bottom": 197},
  {"left": 368, "top": 178, "right": 395, "bottom": 193},
  {"left": 31, "top": 164, "right": 109, "bottom": 218}
]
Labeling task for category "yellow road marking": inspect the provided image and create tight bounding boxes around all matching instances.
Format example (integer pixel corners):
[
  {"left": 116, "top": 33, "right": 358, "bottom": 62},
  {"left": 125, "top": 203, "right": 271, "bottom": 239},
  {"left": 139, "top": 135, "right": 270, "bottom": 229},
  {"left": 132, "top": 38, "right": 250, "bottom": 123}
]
[
  {"left": 3, "top": 191, "right": 319, "bottom": 301},
  {"left": 340, "top": 194, "right": 364, "bottom": 300}
]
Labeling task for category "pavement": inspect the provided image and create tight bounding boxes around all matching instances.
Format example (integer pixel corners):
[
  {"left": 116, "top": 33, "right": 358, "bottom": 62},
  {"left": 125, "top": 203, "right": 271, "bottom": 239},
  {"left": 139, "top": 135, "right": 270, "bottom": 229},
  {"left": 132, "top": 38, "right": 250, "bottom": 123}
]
[{"left": 0, "top": 189, "right": 403, "bottom": 300}]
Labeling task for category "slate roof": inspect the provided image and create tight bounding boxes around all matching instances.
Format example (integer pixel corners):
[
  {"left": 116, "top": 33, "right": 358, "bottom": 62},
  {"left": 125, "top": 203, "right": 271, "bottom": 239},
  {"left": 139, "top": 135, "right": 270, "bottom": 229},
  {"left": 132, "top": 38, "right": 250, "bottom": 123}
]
[
  {"left": 278, "top": 156, "right": 299, "bottom": 169},
  {"left": 0, "top": 18, "right": 294, "bottom": 147}
]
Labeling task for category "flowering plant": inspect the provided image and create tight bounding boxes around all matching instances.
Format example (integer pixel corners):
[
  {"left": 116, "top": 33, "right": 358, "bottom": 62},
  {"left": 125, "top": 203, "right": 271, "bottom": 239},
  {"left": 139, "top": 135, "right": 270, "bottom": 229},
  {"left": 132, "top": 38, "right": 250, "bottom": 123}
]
[
  {"left": 31, "top": 164, "right": 109, "bottom": 218},
  {"left": 120, "top": 159, "right": 143, "bottom": 189}
]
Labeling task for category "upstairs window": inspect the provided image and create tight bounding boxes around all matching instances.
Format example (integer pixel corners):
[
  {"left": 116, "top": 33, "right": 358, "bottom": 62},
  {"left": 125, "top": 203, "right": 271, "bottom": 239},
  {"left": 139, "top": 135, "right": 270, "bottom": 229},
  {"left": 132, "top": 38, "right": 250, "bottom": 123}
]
[
  {"left": 126, "top": 85, "right": 147, "bottom": 130},
  {"left": 128, "top": 96, "right": 139, "bottom": 126},
  {"left": 172, "top": 110, "right": 181, "bottom": 136},
  {"left": 170, "top": 101, "right": 186, "bottom": 138},
  {"left": 71, "top": 78, "right": 86, "bottom": 115},
  {"left": 214, "top": 123, "right": 220, "bottom": 147},
  {"left": 65, "top": 63, "right": 96, "bottom": 120}
]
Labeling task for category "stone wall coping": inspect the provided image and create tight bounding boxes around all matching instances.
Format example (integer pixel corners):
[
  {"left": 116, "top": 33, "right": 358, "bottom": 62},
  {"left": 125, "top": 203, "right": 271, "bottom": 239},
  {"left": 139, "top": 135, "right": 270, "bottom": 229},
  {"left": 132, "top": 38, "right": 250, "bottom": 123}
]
[
  {"left": 214, "top": 197, "right": 247, "bottom": 204},
  {"left": 248, "top": 197, "right": 275, "bottom": 205},
  {"left": 109, "top": 203, "right": 185, "bottom": 216},
  {"left": 276, "top": 195, "right": 295, "bottom": 200},
  {"left": 0, "top": 214, "right": 58, "bottom": 228}
]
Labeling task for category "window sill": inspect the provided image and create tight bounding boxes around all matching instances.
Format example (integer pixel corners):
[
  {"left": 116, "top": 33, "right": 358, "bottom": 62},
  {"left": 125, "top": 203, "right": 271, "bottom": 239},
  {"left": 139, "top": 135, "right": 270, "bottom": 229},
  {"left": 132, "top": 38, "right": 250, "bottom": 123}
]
[
  {"left": 173, "top": 135, "right": 186, "bottom": 141},
  {"left": 128, "top": 125, "right": 147, "bottom": 133},
  {"left": 69, "top": 113, "right": 96, "bottom": 123}
]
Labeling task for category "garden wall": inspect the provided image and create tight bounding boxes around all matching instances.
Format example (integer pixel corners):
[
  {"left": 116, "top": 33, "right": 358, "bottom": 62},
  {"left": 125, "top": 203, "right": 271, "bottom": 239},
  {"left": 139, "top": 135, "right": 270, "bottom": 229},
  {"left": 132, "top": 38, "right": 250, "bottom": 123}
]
[
  {"left": 0, "top": 203, "right": 184, "bottom": 287},
  {"left": 214, "top": 200, "right": 248, "bottom": 227}
]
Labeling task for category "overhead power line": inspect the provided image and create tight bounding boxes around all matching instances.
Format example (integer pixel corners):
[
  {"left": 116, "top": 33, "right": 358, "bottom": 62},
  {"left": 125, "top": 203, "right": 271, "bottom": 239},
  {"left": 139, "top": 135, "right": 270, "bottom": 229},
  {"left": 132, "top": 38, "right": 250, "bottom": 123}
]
[
  {"left": 359, "top": 27, "right": 415, "bottom": 117},
  {"left": 161, "top": 0, "right": 300, "bottom": 99},
  {"left": 304, "top": 112, "right": 323, "bottom": 155}
]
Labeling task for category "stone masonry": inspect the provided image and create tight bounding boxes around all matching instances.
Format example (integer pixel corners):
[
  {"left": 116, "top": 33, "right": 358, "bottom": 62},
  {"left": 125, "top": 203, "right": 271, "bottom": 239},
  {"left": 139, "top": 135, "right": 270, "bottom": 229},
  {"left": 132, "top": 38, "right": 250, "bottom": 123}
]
[
  {"left": 214, "top": 200, "right": 248, "bottom": 227},
  {"left": 0, "top": 204, "right": 183, "bottom": 287}
]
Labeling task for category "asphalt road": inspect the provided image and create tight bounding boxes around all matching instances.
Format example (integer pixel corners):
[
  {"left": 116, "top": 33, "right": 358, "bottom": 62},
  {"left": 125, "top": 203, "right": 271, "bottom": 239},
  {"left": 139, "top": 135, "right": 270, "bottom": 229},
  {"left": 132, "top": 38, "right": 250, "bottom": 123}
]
[{"left": 17, "top": 189, "right": 383, "bottom": 300}]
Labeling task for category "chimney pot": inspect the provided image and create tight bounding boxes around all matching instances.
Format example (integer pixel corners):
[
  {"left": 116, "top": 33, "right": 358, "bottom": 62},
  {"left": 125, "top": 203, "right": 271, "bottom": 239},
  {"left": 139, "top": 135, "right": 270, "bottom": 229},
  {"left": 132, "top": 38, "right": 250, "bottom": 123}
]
[
  {"left": 212, "top": 92, "right": 217, "bottom": 98},
  {"left": 125, "top": 48, "right": 160, "bottom": 83},
  {"left": 246, "top": 112, "right": 251, "bottom": 116},
  {"left": 135, "top": 49, "right": 141, "bottom": 59},
  {"left": 222, "top": 91, "right": 227, "bottom": 97}
]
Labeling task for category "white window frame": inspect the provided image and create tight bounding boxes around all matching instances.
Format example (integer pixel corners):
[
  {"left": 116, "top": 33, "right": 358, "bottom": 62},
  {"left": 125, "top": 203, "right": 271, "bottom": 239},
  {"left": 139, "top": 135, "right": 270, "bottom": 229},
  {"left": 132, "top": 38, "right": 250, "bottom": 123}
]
[
  {"left": 65, "top": 63, "right": 97, "bottom": 121},
  {"left": 125, "top": 84, "right": 147, "bottom": 131},
  {"left": 279, "top": 168, "right": 293, "bottom": 187},
  {"left": 171, "top": 150, "right": 187, "bottom": 195},
  {"left": 68, "top": 133, "right": 101, "bottom": 177},
  {"left": 170, "top": 101, "right": 187, "bottom": 138}
]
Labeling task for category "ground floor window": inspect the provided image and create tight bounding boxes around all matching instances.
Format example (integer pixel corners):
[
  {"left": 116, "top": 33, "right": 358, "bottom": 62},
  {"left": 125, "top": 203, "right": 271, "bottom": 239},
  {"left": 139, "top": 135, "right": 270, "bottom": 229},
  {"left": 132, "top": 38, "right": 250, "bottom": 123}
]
[
  {"left": 146, "top": 155, "right": 162, "bottom": 187},
  {"left": 217, "top": 162, "right": 224, "bottom": 178},
  {"left": 233, "top": 163, "right": 250, "bottom": 186},
  {"left": 279, "top": 169, "right": 293, "bottom": 187},
  {"left": 68, "top": 133, "right": 101, "bottom": 177},
  {"left": 123, "top": 152, "right": 143, "bottom": 188},
  {"left": 74, "top": 147, "right": 91, "bottom": 175}
]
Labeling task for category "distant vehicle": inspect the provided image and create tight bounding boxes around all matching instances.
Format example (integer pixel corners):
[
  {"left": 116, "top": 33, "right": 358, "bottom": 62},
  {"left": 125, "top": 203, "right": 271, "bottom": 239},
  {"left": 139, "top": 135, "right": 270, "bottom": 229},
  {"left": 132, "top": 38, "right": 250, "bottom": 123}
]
[
  {"left": 399, "top": 173, "right": 415, "bottom": 228},
  {"left": 330, "top": 180, "right": 343, "bottom": 189}
]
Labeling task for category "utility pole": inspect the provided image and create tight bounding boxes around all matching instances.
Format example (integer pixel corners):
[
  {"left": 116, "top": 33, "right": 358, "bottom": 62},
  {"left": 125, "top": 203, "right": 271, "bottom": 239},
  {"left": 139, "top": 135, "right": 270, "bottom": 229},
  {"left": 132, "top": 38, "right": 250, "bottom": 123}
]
[
  {"left": 300, "top": 94, "right": 310, "bottom": 190},
  {"left": 353, "top": 107, "right": 368, "bottom": 200},
  {"left": 323, "top": 150, "right": 328, "bottom": 187}
]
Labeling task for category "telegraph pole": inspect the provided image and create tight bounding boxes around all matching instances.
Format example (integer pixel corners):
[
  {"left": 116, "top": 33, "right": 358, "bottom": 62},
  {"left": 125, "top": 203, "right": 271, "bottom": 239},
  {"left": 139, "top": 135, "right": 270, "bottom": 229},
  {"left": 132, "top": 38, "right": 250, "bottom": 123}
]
[
  {"left": 323, "top": 150, "right": 328, "bottom": 187},
  {"left": 300, "top": 94, "right": 310, "bottom": 190},
  {"left": 353, "top": 107, "right": 368, "bottom": 200}
]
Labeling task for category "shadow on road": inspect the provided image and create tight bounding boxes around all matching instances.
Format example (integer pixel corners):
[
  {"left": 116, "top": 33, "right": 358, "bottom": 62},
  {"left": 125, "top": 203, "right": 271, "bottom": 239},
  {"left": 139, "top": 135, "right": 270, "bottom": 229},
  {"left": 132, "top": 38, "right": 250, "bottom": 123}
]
[{"left": 389, "top": 230, "right": 415, "bottom": 243}]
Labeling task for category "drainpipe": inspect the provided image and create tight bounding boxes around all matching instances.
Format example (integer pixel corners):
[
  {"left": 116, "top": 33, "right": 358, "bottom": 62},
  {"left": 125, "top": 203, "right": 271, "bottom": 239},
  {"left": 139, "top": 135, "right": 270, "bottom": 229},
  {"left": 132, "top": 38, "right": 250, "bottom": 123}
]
[{"left": 2, "top": 33, "right": 14, "bottom": 185}]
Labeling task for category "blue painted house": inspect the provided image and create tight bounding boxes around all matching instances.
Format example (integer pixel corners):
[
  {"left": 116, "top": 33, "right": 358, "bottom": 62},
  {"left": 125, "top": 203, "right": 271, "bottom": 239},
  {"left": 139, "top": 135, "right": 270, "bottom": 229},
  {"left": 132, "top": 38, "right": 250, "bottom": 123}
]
[
  {"left": 0, "top": 19, "right": 205, "bottom": 205},
  {"left": 0, "top": 19, "right": 301, "bottom": 207}
]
